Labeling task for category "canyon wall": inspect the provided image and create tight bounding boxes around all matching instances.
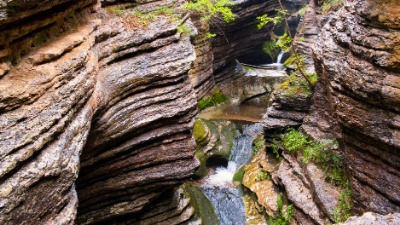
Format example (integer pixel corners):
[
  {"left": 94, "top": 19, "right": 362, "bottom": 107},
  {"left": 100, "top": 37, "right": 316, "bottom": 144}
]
[
  {"left": 0, "top": 0, "right": 201, "bottom": 224},
  {"left": 262, "top": 0, "right": 400, "bottom": 222},
  {"left": 311, "top": 0, "right": 400, "bottom": 214}
]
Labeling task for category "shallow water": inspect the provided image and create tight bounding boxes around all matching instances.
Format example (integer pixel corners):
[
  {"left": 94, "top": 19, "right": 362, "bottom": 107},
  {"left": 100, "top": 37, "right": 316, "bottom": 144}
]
[{"left": 198, "top": 122, "right": 264, "bottom": 225}]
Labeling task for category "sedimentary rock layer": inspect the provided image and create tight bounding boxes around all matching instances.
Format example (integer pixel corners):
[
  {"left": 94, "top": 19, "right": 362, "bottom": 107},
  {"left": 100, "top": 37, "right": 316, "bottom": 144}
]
[
  {"left": 0, "top": 1, "right": 199, "bottom": 224},
  {"left": 313, "top": 0, "right": 400, "bottom": 214}
]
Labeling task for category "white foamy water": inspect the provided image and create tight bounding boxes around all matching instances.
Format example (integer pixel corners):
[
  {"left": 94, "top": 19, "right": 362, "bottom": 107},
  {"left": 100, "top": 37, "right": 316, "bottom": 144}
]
[{"left": 205, "top": 162, "right": 237, "bottom": 187}]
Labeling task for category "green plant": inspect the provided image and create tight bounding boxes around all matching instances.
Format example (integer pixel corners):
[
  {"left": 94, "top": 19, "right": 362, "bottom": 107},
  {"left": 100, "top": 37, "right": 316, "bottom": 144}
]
[
  {"left": 263, "top": 40, "right": 280, "bottom": 59},
  {"left": 252, "top": 135, "right": 265, "bottom": 153},
  {"left": 184, "top": 0, "right": 236, "bottom": 22},
  {"left": 177, "top": 24, "right": 191, "bottom": 36},
  {"left": 197, "top": 87, "right": 228, "bottom": 110},
  {"left": 256, "top": 169, "right": 270, "bottom": 181},
  {"left": 280, "top": 129, "right": 352, "bottom": 222},
  {"left": 267, "top": 193, "right": 294, "bottom": 225},
  {"left": 193, "top": 119, "right": 208, "bottom": 145},
  {"left": 332, "top": 188, "right": 352, "bottom": 222},
  {"left": 281, "top": 128, "right": 308, "bottom": 152},
  {"left": 275, "top": 73, "right": 312, "bottom": 99},
  {"left": 256, "top": 1, "right": 317, "bottom": 87},
  {"left": 271, "top": 139, "right": 281, "bottom": 158}
]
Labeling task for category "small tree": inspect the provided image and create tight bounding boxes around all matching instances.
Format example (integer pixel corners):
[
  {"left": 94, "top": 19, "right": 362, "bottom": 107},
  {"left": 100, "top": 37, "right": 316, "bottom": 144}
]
[{"left": 257, "top": 0, "right": 317, "bottom": 86}]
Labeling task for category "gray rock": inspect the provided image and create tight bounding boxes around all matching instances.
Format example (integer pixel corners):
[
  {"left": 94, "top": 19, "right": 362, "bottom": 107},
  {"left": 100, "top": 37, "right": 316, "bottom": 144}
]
[{"left": 338, "top": 212, "right": 400, "bottom": 225}]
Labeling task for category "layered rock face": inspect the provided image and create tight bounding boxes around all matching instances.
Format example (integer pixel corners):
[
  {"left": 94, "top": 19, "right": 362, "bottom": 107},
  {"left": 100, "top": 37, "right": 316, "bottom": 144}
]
[
  {"left": 0, "top": 0, "right": 200, "bottom": 224},
  {"left": 313, "top": 0, "right": 400, "bottom": 214},
  {"left": 261, "top": 0, "right": 400, "bottom": 222}
]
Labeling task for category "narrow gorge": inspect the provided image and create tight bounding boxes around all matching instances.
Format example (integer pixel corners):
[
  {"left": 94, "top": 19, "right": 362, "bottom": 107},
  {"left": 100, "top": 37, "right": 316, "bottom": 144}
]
[{"left": 0, "top": 0, "right": 399, "bottom": 224}]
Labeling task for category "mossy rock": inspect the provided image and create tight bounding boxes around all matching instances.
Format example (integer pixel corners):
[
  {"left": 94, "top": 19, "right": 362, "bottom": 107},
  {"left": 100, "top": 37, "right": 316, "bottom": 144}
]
[
  {"left": 198, "top": 87, "right": 228, "bottom": 110},
  {"left": 194, "top": 120, "right": 237, "bottom": 177},
  {"left": 193, "top": 119, "right": 210, "bottom": 146},
  {"left": 233, "top": 165, "right": 245, "bottom": 183},
  {"left": 275, "top": 73, "right": 312, "bottom": 99},
  {"left": 183, "top": 183, "right": 220, "bottom": 225}
]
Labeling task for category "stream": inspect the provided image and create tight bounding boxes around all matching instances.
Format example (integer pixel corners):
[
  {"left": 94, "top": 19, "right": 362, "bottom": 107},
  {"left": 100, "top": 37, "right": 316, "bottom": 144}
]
[
  {"left": 195, "top": 59, "right": 286, "bottom": 225},
  {"left": 198, "top": 122, "right": 264, "bottom": 225}
]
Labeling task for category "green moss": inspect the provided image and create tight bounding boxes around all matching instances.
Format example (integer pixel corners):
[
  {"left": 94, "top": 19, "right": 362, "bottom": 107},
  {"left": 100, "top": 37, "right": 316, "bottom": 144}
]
[
  {"left": 256, "top": 169, "right": 270, "bottom": 181},
  {"left": 267, "top": 193, "right": 294, "bottom": 225},
  {"left": 195, "top": 148, "right": 208, "bottom": 177},
  {"left": 193, "top": 119, "right": 208, "bottom": 146},
  {"left": 333, "top": 187, "right": 352, "bottom": 222},
  {"left": 194, "top": 120, "right": 237, "bottom": 177},
  {"left": 252, "top": 135, "right": 265, "bottom": 153},
  {"left": 198, "top": 87, "right": 228, "bottom": 110},
  {"left": 263, "top": 40, "right": 280, "bottom": 60},
  {"left": 177, "top": 24, "right": 191, "bottom": 36},
  {"left": 233, "top": 165, "right": 245, "bottom": 182},
  {"left": 183, "top": 183, "right": 220, "bottom": 224},
  {"left": 243, "top": 65, "right": 255, "bottom": 70},
  {"left": 275, "top": 73, "right": 312, "bottom": 99},
  {"left": 280, "top": 128, "right": 352, "bottom": 222}
]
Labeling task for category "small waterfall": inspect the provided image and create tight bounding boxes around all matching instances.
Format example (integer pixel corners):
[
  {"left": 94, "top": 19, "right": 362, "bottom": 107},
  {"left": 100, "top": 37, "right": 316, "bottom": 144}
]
[
  {"left": 199, "top": 123, "right": 264, "bottom": 225},
  {"left": 276, "top": 50, "right": 284, "bottom": 64}
]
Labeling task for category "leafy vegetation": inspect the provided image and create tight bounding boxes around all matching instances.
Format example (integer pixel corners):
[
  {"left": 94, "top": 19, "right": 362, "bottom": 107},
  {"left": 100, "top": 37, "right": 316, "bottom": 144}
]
[
  {"left": 252, "top": 135, "right": 265, "bottom": 153},
  {"left": 177, "top": 24, "right": 191, "bottom": 36},
  {"left": 333, "top": 187, "right": 352, "bottom": 222},
  {"left": 233, "top": 165, "right": 245, "bottom": 182},
  {"left": 256, "top": 168, "right": 270, "bottom": 181},
  {"left": 271, "top": 139, "right": 281, "bottom": 158},
  {"left": 184, "top": 0, "right": 235, "bottom": 22},
  {"left": 198, "top": 87, "right": 228, "bottom": 110},
  {"left": 183, "top": 0, "right": 235, "bottom": 38},
  {"left": 263, "top": 40, "right": 280, "bottom": 60},
  {"left": 267, "top": 193, "right": 294, "bottom": 225},
  {"left": 281, "top": 128, "right": 352, "bottom": 222},
  {"left": 257, "top": 0, "right": 318, "bottom": 87},
  {"left": 275, "top": 73, "right": 312, "bottom": 99}
]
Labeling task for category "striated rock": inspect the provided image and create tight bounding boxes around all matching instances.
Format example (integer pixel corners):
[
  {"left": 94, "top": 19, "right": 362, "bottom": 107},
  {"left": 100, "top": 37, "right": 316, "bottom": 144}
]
[
  {"left": 277, "top": 157, "right": 328, "bottom": 224},
  {"left": 304, "top": 163, "right": 339, "bottom": 221},
  {"left": 0, "top": 1, "right": 200, "bottom": 224},
  {"left": 313, "top": 0, "right": 400, "bottom": 214},
  {"left": 188, "top": 14, "right": 215, "bottom": 99},
  {"left": 338, "top": 212, "right": 400, "bottom": 225}
]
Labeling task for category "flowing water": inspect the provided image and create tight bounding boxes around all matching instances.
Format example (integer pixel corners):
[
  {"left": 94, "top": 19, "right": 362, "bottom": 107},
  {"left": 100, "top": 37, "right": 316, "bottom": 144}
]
[{"left": 198, "top": 122, "right": 264, "bottom": 225}]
